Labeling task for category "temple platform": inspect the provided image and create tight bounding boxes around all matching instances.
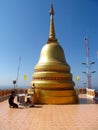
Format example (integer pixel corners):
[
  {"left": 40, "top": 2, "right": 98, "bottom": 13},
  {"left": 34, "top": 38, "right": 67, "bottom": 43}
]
[{"left": 0, "top": 94, "right": 98, "bottom": 130}]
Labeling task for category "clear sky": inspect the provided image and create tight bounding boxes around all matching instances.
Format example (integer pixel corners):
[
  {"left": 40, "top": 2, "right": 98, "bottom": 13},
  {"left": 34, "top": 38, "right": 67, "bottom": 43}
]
[{"left": 0, "top": 0, "right": 98, "bottom": 89}]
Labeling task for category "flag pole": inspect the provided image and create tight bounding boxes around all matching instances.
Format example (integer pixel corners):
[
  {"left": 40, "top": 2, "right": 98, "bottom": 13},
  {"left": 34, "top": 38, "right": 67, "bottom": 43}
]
[{"left": 16, "top": 56, "right": 21, "bottom": 89}]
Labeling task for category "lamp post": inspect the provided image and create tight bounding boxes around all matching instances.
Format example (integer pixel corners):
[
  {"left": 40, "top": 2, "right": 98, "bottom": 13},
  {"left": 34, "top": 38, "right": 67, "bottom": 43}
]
[
  {"left": 82, "top": 38, "right": 96, "bottom": 89},
  {"left": 13, "top": 80, "right": 16, "bottom": 90}
]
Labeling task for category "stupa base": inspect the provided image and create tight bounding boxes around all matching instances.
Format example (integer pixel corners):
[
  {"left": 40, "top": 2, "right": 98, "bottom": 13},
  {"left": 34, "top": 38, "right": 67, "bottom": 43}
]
[
  {"left": 34, "top": 96, "right": 78, "bottom": 104},
  {"left": 33, "top": 89, "right": 79, "bottom": 104}
]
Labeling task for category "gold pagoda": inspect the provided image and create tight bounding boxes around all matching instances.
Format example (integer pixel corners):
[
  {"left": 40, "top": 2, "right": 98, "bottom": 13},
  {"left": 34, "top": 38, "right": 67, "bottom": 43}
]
[{"left": 30, "top": 4, "right": 78, "bottom": 104}]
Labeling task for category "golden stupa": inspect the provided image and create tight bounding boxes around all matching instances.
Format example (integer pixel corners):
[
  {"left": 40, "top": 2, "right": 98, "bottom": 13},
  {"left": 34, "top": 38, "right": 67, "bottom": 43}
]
[{"left": 30, "top": 4, "right": 78, "bottom": 104}]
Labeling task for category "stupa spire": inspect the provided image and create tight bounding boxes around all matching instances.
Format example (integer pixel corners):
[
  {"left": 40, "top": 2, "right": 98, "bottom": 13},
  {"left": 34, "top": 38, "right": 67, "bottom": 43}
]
[{"left": 47, "top": 4, "right": 57, "bottom": 43}]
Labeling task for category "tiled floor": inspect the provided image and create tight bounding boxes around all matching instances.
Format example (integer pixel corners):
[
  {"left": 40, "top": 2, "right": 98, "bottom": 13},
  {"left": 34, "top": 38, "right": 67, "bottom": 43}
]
[{"left": 0, "top": 94, "right": 98, "bottom": 130}]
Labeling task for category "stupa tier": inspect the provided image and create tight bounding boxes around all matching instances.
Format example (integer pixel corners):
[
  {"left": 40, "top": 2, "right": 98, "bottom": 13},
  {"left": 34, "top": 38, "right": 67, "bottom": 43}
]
[{"left": 30, "top": 4, "right": 78, "bottom": 104}]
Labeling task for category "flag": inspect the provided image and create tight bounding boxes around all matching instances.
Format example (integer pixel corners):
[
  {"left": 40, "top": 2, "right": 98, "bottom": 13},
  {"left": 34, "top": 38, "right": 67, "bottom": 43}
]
[
  {"left": 24, "top": 74, "right": 27, "bottom": 81},
  {"left": 76, "top": 76, "right": 80, "bottom": 81}
]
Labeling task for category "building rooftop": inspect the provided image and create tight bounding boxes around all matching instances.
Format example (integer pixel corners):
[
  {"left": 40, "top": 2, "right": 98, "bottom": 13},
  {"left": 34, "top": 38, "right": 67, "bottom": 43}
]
[{"left": 0, "top": 94, "right": 98, "bottom": 130}]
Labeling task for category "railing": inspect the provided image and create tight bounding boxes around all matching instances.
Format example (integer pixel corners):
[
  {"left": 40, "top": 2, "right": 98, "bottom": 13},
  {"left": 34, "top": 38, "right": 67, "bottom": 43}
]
[
  {"left": 0, "top": 88, "right": 28, "bottom": 102},
  {"left": 86, "top": 88, "right": 95, "bottom": 98},
  {"left": 0, "top": 89, "right": 11, "bottom": 102},
  {"left": 75, "top": 88, "right": 86, "bottom": 95}
]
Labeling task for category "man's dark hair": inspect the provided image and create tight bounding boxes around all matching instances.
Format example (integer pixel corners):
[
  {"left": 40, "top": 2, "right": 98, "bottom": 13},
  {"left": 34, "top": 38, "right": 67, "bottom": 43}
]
[{"left": 11, "top": 91, "right": 15, "bottom": 94}]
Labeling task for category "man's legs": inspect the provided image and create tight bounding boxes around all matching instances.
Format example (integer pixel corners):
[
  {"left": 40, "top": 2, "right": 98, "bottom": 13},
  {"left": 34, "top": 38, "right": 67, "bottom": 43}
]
[{"left": 10, "top": 103, "right": 18, "bottom": 108}]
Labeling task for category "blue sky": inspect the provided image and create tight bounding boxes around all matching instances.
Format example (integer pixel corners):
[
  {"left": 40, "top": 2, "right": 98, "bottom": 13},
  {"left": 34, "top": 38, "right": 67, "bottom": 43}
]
[{"left": 0, "top": 0, "right": 98, "bottom": 89}]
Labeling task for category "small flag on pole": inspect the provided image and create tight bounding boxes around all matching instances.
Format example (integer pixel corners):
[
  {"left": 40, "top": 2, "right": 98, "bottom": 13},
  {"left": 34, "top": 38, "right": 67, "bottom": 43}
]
[
  {"left": 24, "top": 74, "right": 27, "bottom": 81},
  {"left": 76, "top": 76, "right": 80, "bottom": 81}
]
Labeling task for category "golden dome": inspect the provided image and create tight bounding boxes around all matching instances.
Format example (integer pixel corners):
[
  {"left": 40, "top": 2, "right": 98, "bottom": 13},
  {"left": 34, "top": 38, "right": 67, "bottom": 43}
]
[{"left": 35, "top": 42, "right": 70, "bottom": 70}]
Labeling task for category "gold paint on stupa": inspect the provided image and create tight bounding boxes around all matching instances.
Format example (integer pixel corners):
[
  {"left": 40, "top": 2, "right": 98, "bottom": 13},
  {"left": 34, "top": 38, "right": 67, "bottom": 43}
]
[{"left": 30, "top": 4, "right": 78, "bottom": 104}]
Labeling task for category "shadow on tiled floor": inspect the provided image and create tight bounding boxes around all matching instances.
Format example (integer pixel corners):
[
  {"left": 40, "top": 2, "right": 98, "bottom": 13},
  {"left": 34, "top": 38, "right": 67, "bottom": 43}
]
[
  {"left": 79, "top": 94, "right": 96, "bottom": 104},
  {"left": 79, "top": 98, "right": 95, "bottom": 104}
]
